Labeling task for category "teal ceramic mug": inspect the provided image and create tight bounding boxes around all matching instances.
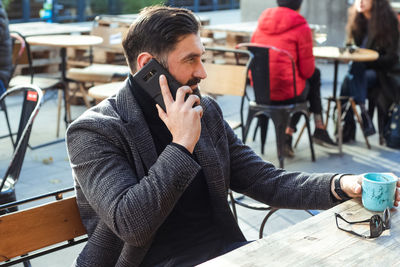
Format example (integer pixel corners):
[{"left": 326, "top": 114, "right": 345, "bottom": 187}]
[{"left": 362, "top": 173, "right": 397, "bottom": 212}]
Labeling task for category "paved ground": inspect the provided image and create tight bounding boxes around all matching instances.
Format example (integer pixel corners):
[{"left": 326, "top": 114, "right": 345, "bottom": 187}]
[{"left": 1, "top": 9, "right": 399, "bottom": 267}]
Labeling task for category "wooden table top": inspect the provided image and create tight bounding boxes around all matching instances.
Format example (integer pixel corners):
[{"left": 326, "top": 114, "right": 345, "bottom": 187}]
[
  {"left": 88, "top": 81, "right": 124, "bottom": 101},
  {"left": 202, "top": 22, "right": 318, "bottom": 37},
  {"left": 200, "top": 199, "right": 399, "bottom": 266},
  {"left": 391, "top": 2, "right": 400, "bottom": 13},
  {"left": 9, "top": 22, "right": 92, "bottom": 37},
  {"left": 313, "top": 46, "right": 379, "bottom": 62},
  {"left": 26, "top": 35, "right": 103, "bottom": 48},
  {"left": 202, "top": 21, "right": 257, "bottom": 36}
]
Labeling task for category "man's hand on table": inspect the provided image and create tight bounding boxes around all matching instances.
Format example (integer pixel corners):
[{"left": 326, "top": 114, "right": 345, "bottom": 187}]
[{"left": 331, "top": 174, "right": 400, "bottom": 207}]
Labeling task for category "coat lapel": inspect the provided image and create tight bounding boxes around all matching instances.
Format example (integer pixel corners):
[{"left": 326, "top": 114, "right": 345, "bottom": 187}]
[
  {"left": 115, "top": 81, "right": 158, "bottom": 175},
  {"left": 194, "top": 117, "right": 229, "bottom": 214}
]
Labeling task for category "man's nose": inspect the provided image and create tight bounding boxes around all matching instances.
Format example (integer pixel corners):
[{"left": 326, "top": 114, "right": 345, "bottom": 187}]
[{"left": 194, "top": 61, "right": 207, "bottom": 80}]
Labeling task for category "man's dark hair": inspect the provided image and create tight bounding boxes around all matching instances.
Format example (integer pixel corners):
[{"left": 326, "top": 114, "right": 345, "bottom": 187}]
[
  {"left": 277, "top": 0, "right": 303, "bottom": 10},
  {"left": 122, "top": 5, "right": 200, "bottom": 73}
]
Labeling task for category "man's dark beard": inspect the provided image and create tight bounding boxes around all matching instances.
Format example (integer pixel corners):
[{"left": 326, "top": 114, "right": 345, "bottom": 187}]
[{"left": 186, "top": 77, "right": 202, "bottom": 99}]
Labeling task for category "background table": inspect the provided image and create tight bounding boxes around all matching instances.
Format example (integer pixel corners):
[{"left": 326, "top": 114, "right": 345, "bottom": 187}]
[
  {"left": 26, "top": 35, "right": 103, "bottom": 124},
  {"left": 313, "top": 46, "right": 379, "bottom": 98},
  {"left": 200, "top": 199, "right": 399, "bottom": 266},
  {"left": 9, "top": 22, "right": 92, "bottom": 37},
  {"left": 202, "top": 22, "right": 318, "bottom": 48},
  {"left": 26, "top": 35, "right": 103, "bottom": 81},
  {"left": 313, "top": 46, "right": 379, "bottom": 152}
]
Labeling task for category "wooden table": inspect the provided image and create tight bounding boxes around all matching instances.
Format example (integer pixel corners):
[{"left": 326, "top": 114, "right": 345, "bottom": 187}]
[
  {"left": 88, "top": 82, "right": 124, "bottom": 104},
  {"left": 26, "top": 35, "right": 103, "bottom": 124},
  {"left": 391, "top": 2, "right": 400, "bottom": 13},
  {"left": 202, "top": 21, "right": 257, "bottom": 47},
  {"left": 313, "top": 46, "right": 379, "bottom": 152},
  {"left": 9, "top": 22, "right": 92, "bottom": 37},
  {"left": 26, "top": 35, "right": 103, "bottom": 81},
  {"left": 313, "top": 46, "right": 379, "bottom": 98},
  {"left": 200, "top": 199, "right": 399, "bottom": 266},
  {"left": 202, "top": 22, "right": 319, "bottom": 48}
]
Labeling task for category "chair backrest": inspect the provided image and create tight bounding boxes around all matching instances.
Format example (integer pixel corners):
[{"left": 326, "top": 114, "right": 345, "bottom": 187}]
[
  {"left": 9, "top": 31, "right": 33, "bottom": 83},
  {"left": 0, "top": 189, "right": 87, "bottom": 264},
  {"left": 200, "top": 47, "right": 253, "bottom": 97},
  {"left": 0, "top": 85, "right": 43, "bottom": 193},
  {"left": 236, "top": 43, "right": 297, "bottom": 105},
  {"left": 200, "top": 47, "right": 253, "bottom": 136}
]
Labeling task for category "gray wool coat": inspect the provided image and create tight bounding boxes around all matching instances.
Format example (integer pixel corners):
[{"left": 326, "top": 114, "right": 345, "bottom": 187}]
[{"left": 66, "top": 80, "right": 338, "bottom": 267}]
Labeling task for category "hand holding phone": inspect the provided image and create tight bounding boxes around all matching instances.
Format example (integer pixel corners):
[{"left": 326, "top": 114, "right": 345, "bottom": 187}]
[
  {"left": 157, "top": 74, "right": 203, "bottom": 153},
  {"left": 132, "top": 58, "right": 183, "bottom": 112}
]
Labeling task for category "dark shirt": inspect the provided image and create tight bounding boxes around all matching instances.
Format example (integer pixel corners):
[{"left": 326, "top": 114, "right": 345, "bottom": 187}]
[{"left": 128, "top": 75, "right": 225, "bottom": 266}]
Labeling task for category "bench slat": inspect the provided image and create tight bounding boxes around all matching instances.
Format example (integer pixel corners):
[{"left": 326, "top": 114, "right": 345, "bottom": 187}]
[{"left": 0, "top": 196, "right": 86, "bottom": 262}]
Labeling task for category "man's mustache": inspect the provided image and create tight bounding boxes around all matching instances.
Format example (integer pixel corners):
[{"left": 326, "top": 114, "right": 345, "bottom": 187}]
[
  {"left": 186, "top": 77, "right": 201, "bottom": 87},
  {"left": 186, "top": 77, "right": 202, "bottom": 99}
]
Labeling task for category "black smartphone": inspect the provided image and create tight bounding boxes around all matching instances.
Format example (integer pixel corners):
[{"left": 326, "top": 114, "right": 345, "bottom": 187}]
[{"left": 132, "top": 58, "right": 182, "bottom": 112}]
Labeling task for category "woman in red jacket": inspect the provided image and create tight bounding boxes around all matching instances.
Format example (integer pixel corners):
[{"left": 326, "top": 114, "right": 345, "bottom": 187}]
[{"left": 251, "top": 0, "right": 336, "bottom": 157}]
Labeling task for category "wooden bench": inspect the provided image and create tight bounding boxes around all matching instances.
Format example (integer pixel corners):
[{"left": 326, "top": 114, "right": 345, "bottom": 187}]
[{"left": 0, "top": 188, "right": 87, "bottom": 266}]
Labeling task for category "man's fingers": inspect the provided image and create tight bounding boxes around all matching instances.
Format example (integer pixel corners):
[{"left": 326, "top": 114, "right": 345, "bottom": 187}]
[
  {"left": 175, "top": 86, "right": 192, "bottom": 103},
  {"left": 159, "top": 75, "right": 174, "bottom": 107},
  {"left": 353, "top": 183, "right": 362, "bottom": 194},
  {"left": 184, "top": 94, "right": 201, "bottom": 108},
  {"left": 193, "top": 105, "right": 203, "bottom": 118},
  {"left": 156, "top": 104, "right": 167, "bottom": 121}
]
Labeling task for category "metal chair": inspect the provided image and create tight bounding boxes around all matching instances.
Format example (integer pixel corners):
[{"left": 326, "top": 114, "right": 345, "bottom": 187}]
[
  {"left": 0, "top": 97, "right": 14, "bottom": 147},
  {"left": 0, "top": 84, "right": 43, "bottom": 214},
  {"left": 237, "top": 43, "right": 315, "bottom": 169},
  {"left": 8, "top": 31, "right": 67, "bottom": 140}
]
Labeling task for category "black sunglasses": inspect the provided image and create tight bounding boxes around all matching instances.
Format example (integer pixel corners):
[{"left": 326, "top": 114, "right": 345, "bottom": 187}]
[{"left": 335, "top": 208, "right": 390, "bottom": 239}]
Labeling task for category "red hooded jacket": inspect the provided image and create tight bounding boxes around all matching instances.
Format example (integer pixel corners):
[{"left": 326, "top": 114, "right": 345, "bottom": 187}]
[{"left": 251, "top": 7, "right": 315, "bottom": 101}]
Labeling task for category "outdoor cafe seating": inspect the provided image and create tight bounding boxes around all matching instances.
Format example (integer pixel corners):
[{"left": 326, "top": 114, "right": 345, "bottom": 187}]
[
  {"left": 237, "top": 43, "right": 315, "bottom": 169},
  {"left": 8, "top": 32, "right": 65, "bottom": 138},
  {"left": 65, "top": 15, "right": 130, "bottom": 109},
  {"left": 0, "top": 85, "right": 43, "bottom": 214}
]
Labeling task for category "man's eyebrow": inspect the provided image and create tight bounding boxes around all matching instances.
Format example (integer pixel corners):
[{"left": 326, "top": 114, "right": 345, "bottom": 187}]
[{"left": 182, "top": 51, "right": 205, "bottom": 60}]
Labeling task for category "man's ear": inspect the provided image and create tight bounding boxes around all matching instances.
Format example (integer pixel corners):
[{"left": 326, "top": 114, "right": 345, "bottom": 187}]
[{"left": 137, "top": 52, "right": 153, "bottom": 70}]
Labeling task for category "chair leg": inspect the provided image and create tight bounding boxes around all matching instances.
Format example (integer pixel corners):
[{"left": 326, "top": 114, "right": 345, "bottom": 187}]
[
  {"left": 350, "top": 99, "right": 371, "bottom": 149},
  {"left": 243, "top": 109, "right": 257, "bottom": 144},
  {"left": 252, "top": 120, "right": 259, "bottom": 142},
  {"left": 324, "top": 99, "right": 332, "bottom": 129},
  {"left": 336, "top": 99, "right": 343, "bottom": 154},
  {"left": 259, "top": 208, "right": 279, "bottom": 239},
  {"left": 0, "top": 101, "right": 15, "bottom": 148},
  {"left": 274, "top": 121, "right": 286, "bottom": 169},
  {"left": 228, "top": 190, "right": 238, "bottom": 222},
  {"left": 64, "top": 83, "right": 72, "bottom": 124},
  {"left": 78, "top": 83, "right": 92, "bottom": 108},
  {"left": 304, "top": 114, "right": 316, "bottom": 162},
  {"left": 56, "top": 90, "right": 62, "bottom": 137},
  {"left": 22, "top": 259, "right": 32, "bottom": 267},
  {"left": 294, "top": 122, "right": 306, "bottom": 148},
  {"left": 259, "top": 116, "right": 268, "bottom": 155}
]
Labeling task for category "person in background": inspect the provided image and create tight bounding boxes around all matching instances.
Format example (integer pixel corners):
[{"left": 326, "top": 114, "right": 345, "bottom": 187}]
[
  {"left": 0, "top": 0, "right": 12, "bottom": 96},
  {"left": 341, "top": 0, "right": 399, "bottom": 144},
  {"left": 66, "top": 5, "right": 399, "bottom": 267},
  {"left": 251, "top": 0, "right": 337, "bottom": 158}
]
